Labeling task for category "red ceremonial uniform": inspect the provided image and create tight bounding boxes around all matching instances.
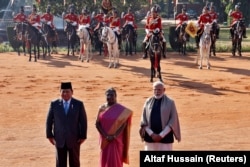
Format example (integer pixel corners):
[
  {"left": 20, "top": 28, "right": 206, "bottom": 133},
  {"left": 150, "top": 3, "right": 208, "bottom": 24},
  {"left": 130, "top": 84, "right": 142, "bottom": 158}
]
[
  {"left": 78, "top": 15, "right": 91, "bottom": 25},
  {"left": 230, "top": 11, "right": 243, "bottom": 26},
  {"left": 108, "top": 16, "right": 120, "bottom": 29},
  {"left": 123, "top": 13, "right": 137, "bottom": 28},
  {"left": 146, "top": 15, "right": 162, "bottom": 32},
  {"left": 123, "top": 13, "right": 134, "bottom": 22},
  {"left": 94, "top": 13, "right": 104, "bottom": 22},
  {"left": 28, "top": 13, "right": 41, "bottom": 25},
  {"left": 175, "top": 13, "right": 188, "bottom": 26},
  {"left": 41, "top": 13, "right": 55, "bottom": 29},
  {"left": 198, "top": 13, "right": 212, "bottom": 29},
  {"left": 64, "top": 13, "right": 79, "bottom": 26},
  {"left": 13, "top": 13, "right": 27, "bottom": 22},
  {"left": 209, "top": 11, "right": 218, "bottom": 21}
]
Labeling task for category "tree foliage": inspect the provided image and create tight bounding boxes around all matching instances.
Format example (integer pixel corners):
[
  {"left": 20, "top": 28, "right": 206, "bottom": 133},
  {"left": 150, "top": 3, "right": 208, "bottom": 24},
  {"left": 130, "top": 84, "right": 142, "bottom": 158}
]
[{"left": 37, "top": 0, "right": 146, "bottom": 16}]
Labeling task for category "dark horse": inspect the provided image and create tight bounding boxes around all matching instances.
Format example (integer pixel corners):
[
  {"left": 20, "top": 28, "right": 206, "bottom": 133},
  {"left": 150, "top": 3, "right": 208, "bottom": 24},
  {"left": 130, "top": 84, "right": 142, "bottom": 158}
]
[
  {"left": 14, "top": 22, "right": 27, "bottom": 56},
  {"left": 92, "top": 21, "right": 107, "bottom": 56},
  {"left": 209, "top": 21, "right": 217, "bottom": 57},
  {"left": 147, "top": 29, "right": 163, "bottom": 82},
  {"left": 17, "top": 22, "right": 48, "bottom": 61},
  {"left": 121, "top": 24, "right": 137, "bottom": 56},
  {"left": 232, "top": 19, "right": 244, "bottom": 57},
  {"left": 177, "top": 22, "right": 188, "bottom": 56},
  {"left": 42, "top": 22, "right": 58, "bottom": 55},
  {"left": 64, "top": 21, "right": 79, "bottom": 56}
]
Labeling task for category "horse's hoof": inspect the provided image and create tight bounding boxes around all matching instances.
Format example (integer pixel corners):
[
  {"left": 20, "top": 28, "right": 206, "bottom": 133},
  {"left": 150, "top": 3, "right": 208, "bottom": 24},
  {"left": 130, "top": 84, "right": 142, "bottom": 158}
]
[
  {"left": 87, "top": 59, "right": 89, "bottom": 62},
  {"left": 199, "top": 66, "right": 202, "bottom": 69},
  {"left": 207, "top": 66, "right": 210, "bottom": 69},
  {"left": 150, "top": 79, "right": 153, "bottom": 82}
]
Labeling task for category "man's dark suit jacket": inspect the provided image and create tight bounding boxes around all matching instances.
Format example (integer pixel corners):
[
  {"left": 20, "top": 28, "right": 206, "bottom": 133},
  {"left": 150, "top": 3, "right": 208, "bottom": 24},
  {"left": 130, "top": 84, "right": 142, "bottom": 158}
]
[{"left": 46, "top": 97, "right": 87, "bottom": 148}]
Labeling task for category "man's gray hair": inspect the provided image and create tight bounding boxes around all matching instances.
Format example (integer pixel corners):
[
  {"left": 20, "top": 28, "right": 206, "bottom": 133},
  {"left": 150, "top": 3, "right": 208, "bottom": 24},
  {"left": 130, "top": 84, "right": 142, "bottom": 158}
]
[{"left": 152, "top": 81, "right": 165, "bottom": 88}]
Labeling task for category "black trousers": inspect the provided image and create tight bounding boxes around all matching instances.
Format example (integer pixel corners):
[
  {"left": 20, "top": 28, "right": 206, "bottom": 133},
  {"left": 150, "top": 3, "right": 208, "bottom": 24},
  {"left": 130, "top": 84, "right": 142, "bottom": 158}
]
[{"left": 56, "top": 144, "right": 80, "bottom": 167}]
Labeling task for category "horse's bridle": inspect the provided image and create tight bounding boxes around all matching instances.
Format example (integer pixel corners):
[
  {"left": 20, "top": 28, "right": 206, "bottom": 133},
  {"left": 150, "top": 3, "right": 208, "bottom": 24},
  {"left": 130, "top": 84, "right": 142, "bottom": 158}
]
[{"left": 101, "top": 27, "right": 117, "bottom": 45}]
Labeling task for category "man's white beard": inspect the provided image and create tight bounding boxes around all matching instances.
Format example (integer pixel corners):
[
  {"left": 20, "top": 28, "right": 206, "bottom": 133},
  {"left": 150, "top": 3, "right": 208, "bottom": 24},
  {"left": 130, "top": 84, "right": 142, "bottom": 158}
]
[{"left": 154, "top": 94, "right": 164, "bottom": 99}]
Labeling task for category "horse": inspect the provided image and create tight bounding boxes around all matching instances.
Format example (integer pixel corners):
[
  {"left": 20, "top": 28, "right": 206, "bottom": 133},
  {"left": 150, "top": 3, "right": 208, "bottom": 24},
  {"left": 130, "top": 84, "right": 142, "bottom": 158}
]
[
  {"left": 121, "top": 24, "right": 137, "bottom": 56},
  {"left": 20, "top": 22, "right": 48, "bottom": 61},
  {"left": 41, "top": 22, "right": 58, "bottom": 55},
  {"left": 209, "top": 20, "right": 217, "bottom": 57},
  {"left": 177, "top": 22, "right": 188, "bottom": 56},
  {"left": 100, "top": 26, "right": 119, "bottom": 68},
  {"left": 231, "top": 19, "right": 244, "bottom": 57},
  {"left": 77, "top": 26, "right": 92, "bottom": 62},
  {"left": 92, "top": 21, "right": 107, "bottom": 56},
  {"left": 196, "top": 23, "right": 212, "bottom": 69},
  {"left": 14, "top": 22, "right": 27, "bottom": 56},
  {"left": 147, "top": 28, "right": 163, "bottom": 82},
  {"left": 64, "top": 21, "right": 79, "bottom": 56}
]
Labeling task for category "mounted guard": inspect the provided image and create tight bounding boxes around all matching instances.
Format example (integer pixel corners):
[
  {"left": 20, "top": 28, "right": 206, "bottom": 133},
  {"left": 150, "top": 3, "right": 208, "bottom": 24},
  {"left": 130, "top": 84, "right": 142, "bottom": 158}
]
[
  {"left": 175, "top": 8, "right": 189, "bottom": 42},
  {"left": 122, "top": 7, "right": 137, "bottom": 37},
  {"left": 229, "top": 4, "right": 247, "bottom": 39},
  {"left": 27, "top": 4, "right": 44, "bottom": 36},
  {"left": 78, "top": 8, "right": 92, "bottom": 41},
  {"left": 209, "top": 6, "right": 220, "bottom": 39},
  {"left": 107, "top": 10, "right": 122, "bottom": 49},
  {"left": 142, "top": 6, "right": 166, "bottom": 59},
  {"left": 195, "top": 6, "right": 212, "bottom": 48}
]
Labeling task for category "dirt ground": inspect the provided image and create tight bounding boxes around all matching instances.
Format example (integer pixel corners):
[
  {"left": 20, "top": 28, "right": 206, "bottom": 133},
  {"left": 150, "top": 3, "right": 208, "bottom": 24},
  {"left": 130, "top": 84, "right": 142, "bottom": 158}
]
[{"left": 0, "top": 50, "right": 249, "bottom": 167}]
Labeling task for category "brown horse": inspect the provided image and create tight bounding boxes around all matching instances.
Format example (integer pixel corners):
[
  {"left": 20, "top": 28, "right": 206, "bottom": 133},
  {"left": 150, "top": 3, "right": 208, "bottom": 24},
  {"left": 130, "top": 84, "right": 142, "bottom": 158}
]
[
  {"left": 14, "top": 22, "right": 27, "bottom": 56},
  {"left": 147, "top": 29, "right": 163, "bottom": 82},
  {"left": 42, "top": 22, "right": 58, "bottom": 55},
  {"left": 232, "top": 19, "right": 244, "bottom": 57}
]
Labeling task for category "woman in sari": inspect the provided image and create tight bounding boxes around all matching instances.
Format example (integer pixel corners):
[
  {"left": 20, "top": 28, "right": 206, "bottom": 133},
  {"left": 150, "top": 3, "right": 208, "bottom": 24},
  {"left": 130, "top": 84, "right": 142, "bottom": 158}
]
[{"left": 96, "top": 87, "right": 132, "bottom": 167}]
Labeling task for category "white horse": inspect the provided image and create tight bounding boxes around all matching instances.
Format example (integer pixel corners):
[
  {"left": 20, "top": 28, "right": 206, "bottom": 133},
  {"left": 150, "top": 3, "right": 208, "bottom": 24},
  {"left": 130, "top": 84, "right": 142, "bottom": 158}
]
[
  {"left": 100, "top": 26, "right": 119, "bottom": 68},
  {"left": 196, "top": 23, "right": 212, "bottom": 69},
  {"left": 77, "top": 26, "right": 92, "bottom": 62}
]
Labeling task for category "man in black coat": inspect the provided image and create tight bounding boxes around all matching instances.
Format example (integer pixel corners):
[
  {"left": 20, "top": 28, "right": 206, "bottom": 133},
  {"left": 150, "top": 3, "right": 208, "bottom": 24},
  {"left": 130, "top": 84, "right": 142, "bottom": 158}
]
[{"left": 46, "top": 82, "right": 87, "bottom": 167}]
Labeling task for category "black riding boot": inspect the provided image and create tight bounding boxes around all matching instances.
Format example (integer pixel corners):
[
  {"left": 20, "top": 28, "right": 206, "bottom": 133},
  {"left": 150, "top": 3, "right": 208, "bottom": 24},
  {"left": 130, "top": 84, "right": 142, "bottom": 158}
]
[
  {"left": 118, "top": 34, "right": 122, "bottom": 50},
  {"left": 142, "top": 42, "right": 148, "bottom": 59},
  {"left": 175, "top": 27, "right": 179, "bottom": 42},
  {"left": 243, "top": 27, "right": 247, "bottom": 38},
  {"left": 216, "top": 28, "right": 220, "bottom": 39},
  {"left": 115, "top": 32, "right": 121, "bottom": 49},
  {"left": 195, "top": 36, "right": 200, "bottom": 48},
  {"left": 162, "top": 42, "right": 166, "bottom": 58},
  {"left": 230, "top": 28, "right": 233, "bottom": 38}
]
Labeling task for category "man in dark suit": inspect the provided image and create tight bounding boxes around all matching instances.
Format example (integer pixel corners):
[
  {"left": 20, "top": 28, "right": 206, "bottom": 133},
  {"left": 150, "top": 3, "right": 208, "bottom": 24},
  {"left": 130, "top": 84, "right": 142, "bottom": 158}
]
[{"left": 46, "top": 82, "right": 87, "bottom": 167}]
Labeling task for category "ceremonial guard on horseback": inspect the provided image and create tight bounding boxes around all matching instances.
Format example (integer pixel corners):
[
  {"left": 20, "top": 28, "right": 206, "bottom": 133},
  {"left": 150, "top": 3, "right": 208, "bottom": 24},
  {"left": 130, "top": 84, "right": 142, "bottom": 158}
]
[
  {"left": 13, "top": 6, "right": 27, "bottom": 55},
  {"left": 195, "top": 6, "right": 212, "bottom": 48},
  {"left": 122, "top": 7, "right": 137, "bottom": 39},
  {"left": 175, "top": 7, "right": 189, "bottom": 42},
  {"left": 13, "top": 6, "right": 27, "bottom": 25},
  {"left": 41, "top": 5, "right": 58, "bottom": 54},
  {"left": 28, "top": 5, "right": 44, "bottom": 36},
  {"left": 209, "top": 6, "right": 220, "bottom": 39},
  {"left": 78, "top": 8, "right": 92, "bottom": 41},
  {"left": 107, "top": 10, "right": 122, "bottom": 50},
  {"left": 142, "top": 6, "right": 166, "bottom": 59},
  {"left": 63, "top": 5, "right": 79, "bottom": 56},
  {"left": 41, "top": 5, "right": 56, "bottom": 31},
  {"left": 93, "top": 9, "right": 105, "bottom": 31},
  {"left": 229, "top": 4, "right": 247, "bottom": 39},
  {"left": 63, "top": 6, "right": 79, "bottom": 31}
]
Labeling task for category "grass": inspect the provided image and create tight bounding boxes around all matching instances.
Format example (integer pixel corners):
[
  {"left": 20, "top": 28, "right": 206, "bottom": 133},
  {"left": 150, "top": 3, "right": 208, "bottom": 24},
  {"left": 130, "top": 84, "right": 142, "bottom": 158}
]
[{"left": 1, "top": 28, "right": 250, "bottom": 53}]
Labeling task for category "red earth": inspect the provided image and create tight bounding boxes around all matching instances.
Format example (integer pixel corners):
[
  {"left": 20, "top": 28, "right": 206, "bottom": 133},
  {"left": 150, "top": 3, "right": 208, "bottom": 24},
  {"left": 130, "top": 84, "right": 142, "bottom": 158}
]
[{"left": 0, "top": 51, "right": 249, "bottom": 167}]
